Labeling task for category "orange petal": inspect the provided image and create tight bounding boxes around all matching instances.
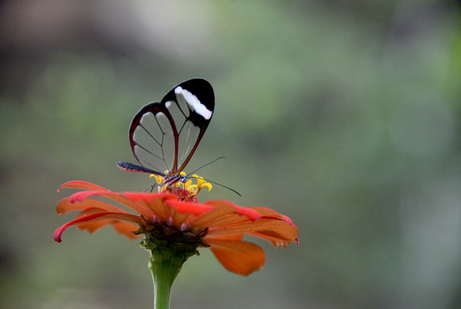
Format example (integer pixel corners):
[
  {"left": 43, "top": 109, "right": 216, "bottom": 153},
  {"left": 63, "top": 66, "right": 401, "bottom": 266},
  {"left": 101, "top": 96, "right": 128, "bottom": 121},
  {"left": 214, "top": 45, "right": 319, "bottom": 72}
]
[
  {"left": 122, "top": 192, "right": 180, "bottom": 222},
  {"left": 112, "top": 221, "right": 141, "bottom": 239},
  {"left": 190, "top": 213, "right": 243, "bottom": 230},
  {"left": 68, "top": 191, "right": 156, "bottom": 219},
  {"left": 247, "top": 206, "right": 294, "bottom": 224},
  {"left": 208, "top": 217, "right": 299, "bottom": 245},
  {"left": 206, "top": 234, "right": 243, "bottom": 241},
  {"left": 142, "top": 200, "right": 213, "bottom": 227},
  {"left": 76, "top": 218, "right": 115, "bottom": 233},
  {"left": 207, "top": 237, "right": 266, "bottom": 276},
  {"left": 76, "top": 220, "right": 140, "bottom": 240},
  {"left": 54, "top": 212, "right": 143, "bottom": 242},
  {"left": 165, "top": 200, "right": 215, "bottom": 215},
  {"left": 190, "top": 202, "right": 260, "bottom": 230},
  {"left": 206, "top": 200, "right": 261, "bottom": 220},
  {"left": 248, "top": 232, "right": 297, "bottom": 248},
  {"left": 122, "top": 192, "right": 175, "bottom": 203},
  {"left": 58, "top": 181, "right": 111, "bottom": 192},
  {"left": 56, "top": 197, "right": 130, "bottom": 215}
]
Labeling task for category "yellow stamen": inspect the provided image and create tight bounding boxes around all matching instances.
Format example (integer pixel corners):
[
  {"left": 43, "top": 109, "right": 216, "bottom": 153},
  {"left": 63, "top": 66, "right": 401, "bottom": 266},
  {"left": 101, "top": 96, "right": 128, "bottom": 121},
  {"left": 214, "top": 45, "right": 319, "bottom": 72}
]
[
  {"left": 150, "top": 174, "right": 165, "bottom": 185},
  {"left": 148, "top": 171, "right": 212, "bottom": 198},
  {"left": 190, "top": 175, "right": 212, "bottom": 195},
  {"left": 201, "top": 182, "right": 213, "bottom": 191}
]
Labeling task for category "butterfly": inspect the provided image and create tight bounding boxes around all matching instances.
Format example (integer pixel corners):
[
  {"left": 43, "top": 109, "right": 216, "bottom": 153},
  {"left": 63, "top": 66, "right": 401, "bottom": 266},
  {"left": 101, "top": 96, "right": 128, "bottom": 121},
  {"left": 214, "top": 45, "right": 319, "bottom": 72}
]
[{"left": 117, "top": 78, "right": 215, "bottom": 188}]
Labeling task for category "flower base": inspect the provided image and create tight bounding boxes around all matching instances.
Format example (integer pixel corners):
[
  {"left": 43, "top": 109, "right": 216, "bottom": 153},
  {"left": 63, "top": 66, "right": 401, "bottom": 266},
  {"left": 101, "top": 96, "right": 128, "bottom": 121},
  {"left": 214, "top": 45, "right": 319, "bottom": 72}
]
[{"left": 141, "top": 225, "right": 208, "bottom": 309}]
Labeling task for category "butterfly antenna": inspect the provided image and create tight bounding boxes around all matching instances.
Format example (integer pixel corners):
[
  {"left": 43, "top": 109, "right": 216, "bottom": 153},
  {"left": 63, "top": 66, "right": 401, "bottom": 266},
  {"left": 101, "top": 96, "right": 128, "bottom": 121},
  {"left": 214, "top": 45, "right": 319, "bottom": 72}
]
[
  {"left": 188, "top": 156, "right": 226, "bottom": 175},
  {"left": 198, "top": 177, "right": 241, "bottom": 197}
]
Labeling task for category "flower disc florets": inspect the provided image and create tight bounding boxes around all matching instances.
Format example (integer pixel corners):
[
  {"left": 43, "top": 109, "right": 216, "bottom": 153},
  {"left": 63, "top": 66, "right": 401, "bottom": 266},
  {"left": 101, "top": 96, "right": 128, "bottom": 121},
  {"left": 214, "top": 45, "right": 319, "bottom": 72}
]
[{"left": 150, "top": 172, "right": 212, "bottom": 202}]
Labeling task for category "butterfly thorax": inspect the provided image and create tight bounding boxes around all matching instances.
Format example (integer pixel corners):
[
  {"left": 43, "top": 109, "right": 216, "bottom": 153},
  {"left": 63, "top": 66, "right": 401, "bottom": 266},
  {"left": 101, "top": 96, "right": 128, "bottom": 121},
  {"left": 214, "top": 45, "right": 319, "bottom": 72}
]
[{"left": 162, "top": 174, "right": 189, "bottom": 187}]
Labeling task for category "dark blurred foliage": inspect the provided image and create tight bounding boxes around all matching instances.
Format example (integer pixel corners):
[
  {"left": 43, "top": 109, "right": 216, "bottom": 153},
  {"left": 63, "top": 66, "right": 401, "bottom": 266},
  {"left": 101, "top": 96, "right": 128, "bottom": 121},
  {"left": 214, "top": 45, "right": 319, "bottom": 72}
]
[{"left": 1, "top": 0, "right": 461, "bottom": 308}]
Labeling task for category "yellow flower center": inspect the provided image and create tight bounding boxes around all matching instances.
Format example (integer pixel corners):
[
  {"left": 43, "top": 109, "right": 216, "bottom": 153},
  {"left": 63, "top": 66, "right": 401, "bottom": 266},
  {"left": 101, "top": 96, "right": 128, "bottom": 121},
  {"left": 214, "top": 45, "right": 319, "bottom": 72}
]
[{"left": 149, "top": 171, "right": 212, "bottom": 199}]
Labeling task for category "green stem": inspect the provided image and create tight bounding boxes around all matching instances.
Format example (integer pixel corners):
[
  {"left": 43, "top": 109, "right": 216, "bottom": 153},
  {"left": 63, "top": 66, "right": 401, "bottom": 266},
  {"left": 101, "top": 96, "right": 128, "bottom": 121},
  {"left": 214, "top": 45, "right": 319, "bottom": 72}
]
[
  {"left": 148, "top": 249, "right": 184, "bottom": 309},
  {"left": 140, "top": 225, "right": 204, "bottom": 309}
]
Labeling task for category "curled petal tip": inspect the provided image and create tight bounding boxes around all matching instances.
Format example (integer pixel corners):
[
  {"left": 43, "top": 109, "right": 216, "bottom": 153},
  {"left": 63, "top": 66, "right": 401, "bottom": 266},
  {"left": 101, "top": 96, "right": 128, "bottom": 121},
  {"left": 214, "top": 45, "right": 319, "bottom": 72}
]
[
  {"left": 280, "top": 214, "right": 293, "bottom": 225},
  {"left": 53, "top": 227, "right": 64, "bottom": 243}
]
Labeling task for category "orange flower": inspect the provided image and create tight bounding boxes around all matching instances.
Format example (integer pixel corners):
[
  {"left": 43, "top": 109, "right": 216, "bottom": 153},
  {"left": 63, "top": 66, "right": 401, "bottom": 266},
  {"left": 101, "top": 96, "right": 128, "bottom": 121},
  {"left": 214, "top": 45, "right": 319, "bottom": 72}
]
[{"left": 54, "top": 180, "right": 298, "bottom": 276}]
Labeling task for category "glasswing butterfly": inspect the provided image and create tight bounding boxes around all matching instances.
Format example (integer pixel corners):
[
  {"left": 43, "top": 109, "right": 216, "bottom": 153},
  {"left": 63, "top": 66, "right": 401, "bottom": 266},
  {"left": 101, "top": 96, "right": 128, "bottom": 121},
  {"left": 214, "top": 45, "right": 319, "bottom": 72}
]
[{"left": 117, "top": 78, "right": 216, "bottom": 188}]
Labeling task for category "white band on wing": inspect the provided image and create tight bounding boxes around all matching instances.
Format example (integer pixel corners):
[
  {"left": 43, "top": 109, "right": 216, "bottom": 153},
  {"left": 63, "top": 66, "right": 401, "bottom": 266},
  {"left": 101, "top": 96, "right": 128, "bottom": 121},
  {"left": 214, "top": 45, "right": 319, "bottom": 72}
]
[{"left": 175, "top": 86, "right": 213, "bottom": 120}]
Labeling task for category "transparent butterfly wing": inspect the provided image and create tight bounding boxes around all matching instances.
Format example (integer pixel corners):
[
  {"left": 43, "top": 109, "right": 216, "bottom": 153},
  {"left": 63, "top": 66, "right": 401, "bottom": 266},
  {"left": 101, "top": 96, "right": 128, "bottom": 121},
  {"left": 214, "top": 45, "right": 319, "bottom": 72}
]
[{"left": 129, "top": 79, "right": 214, "bottom": 175}]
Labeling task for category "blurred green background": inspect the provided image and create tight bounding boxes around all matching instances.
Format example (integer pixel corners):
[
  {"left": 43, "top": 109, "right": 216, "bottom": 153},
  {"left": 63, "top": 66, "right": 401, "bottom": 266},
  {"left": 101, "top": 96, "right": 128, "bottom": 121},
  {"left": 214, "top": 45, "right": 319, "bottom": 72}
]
[{"left": 2, "top": 0, "right": 461, "bottom": 308}]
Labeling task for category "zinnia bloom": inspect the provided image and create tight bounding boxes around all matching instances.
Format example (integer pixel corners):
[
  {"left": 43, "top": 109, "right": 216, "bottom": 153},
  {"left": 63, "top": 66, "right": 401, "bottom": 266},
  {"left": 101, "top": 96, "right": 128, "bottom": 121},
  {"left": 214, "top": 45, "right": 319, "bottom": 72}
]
[{"left": 54, "top": 178, "right": 298, "bottom": 276}]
